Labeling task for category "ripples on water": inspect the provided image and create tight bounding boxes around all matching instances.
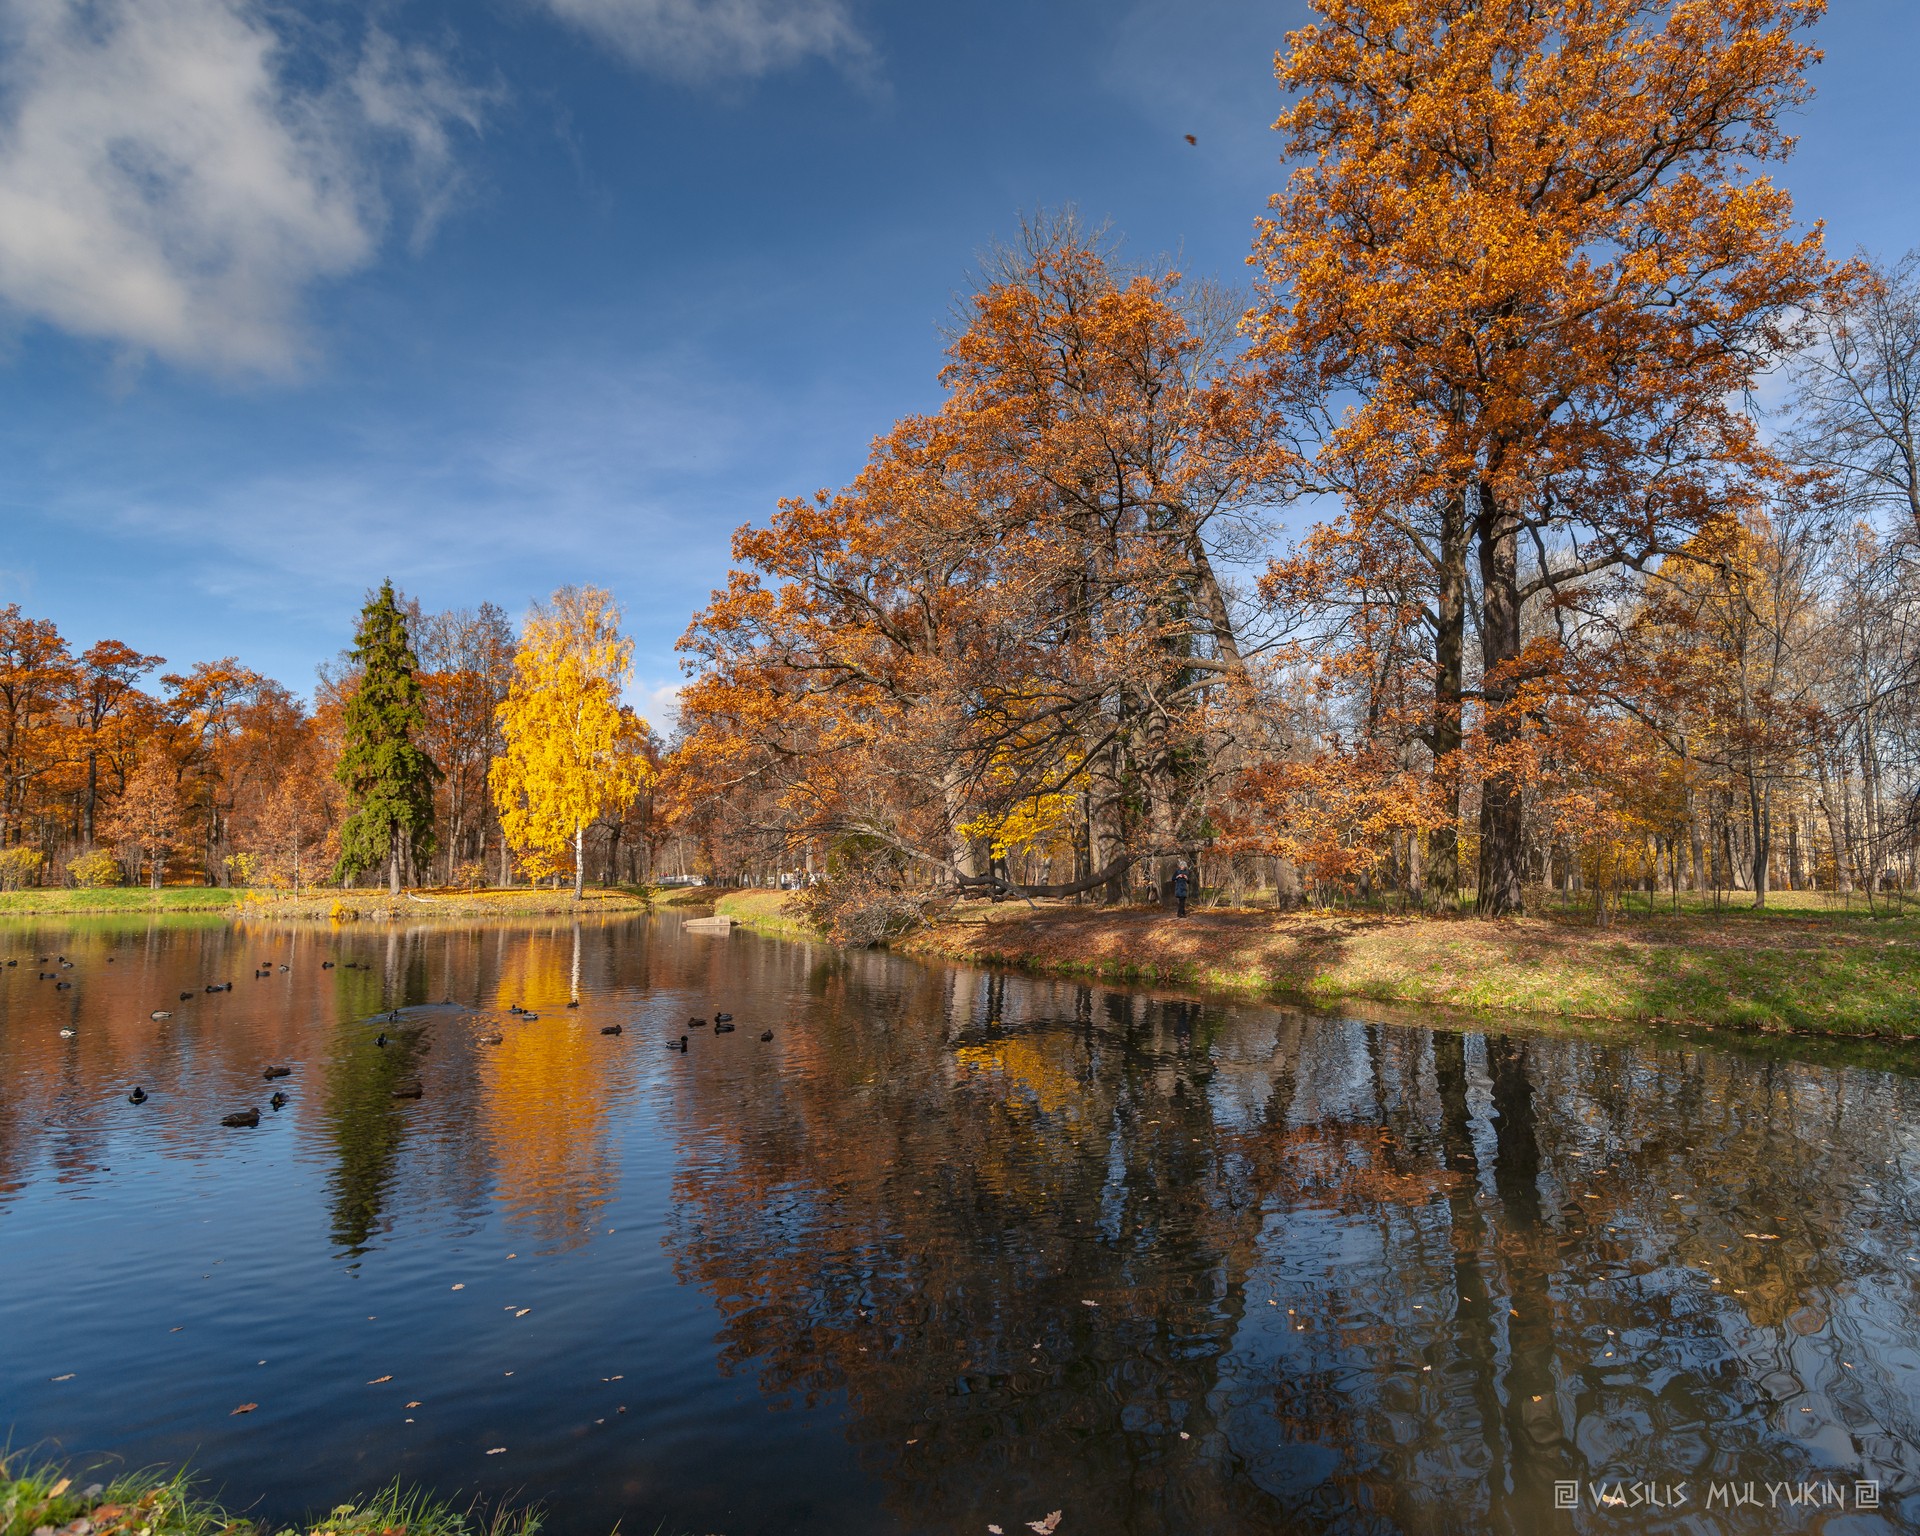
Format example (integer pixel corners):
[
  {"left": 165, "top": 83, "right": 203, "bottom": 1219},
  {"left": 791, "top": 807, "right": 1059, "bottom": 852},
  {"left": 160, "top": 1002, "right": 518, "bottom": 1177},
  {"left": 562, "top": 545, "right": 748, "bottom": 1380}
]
[{"left": 2, "top": 913, "right": 1919, "bottom": 1534}]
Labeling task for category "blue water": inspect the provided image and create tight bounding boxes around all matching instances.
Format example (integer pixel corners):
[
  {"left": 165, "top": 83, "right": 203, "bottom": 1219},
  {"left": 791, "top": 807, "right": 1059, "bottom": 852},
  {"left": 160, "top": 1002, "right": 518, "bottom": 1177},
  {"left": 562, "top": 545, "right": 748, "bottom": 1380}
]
[{"left": 2, "top": 912, "right": 1918, "bottom": 1534}]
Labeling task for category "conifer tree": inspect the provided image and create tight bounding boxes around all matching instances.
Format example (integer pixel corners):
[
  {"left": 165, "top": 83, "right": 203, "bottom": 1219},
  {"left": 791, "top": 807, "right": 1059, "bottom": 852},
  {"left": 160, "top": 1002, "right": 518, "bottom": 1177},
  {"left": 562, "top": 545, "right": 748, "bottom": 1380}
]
[{"left": 334, "top": 580, "right": 440, "bottom": 894}]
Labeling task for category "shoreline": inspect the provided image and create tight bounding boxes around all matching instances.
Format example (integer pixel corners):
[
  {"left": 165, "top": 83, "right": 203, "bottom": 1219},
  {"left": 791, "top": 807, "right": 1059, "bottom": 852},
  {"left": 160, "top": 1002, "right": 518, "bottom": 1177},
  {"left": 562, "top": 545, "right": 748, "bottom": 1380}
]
[
  {"left": 0, "top": 1456, "right": 561, "bottom": 1536},
  {"left": 714, "top": 890, "right": 1920, "bottom": 1041},
  {"left": 0, "top": 887, "right": 655, "bottom": 921}
]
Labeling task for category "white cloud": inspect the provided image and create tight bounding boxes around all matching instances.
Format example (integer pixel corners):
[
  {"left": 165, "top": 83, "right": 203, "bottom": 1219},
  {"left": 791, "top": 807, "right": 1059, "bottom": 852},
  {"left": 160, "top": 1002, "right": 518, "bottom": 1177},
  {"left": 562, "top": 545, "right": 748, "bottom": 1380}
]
[
  {"left": 0, "top": 0, "right": 485, "bottom": 374},
  {"left": 532, "top": 0, "right": 868, "bottom": 81}
]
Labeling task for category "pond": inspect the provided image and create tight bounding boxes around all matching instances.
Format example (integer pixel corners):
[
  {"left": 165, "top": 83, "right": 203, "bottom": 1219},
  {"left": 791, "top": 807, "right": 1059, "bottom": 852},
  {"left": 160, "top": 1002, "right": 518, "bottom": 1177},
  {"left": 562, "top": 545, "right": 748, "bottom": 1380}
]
[{"left": 2, "top": 913, "right": 1918, "bottom": 1535}]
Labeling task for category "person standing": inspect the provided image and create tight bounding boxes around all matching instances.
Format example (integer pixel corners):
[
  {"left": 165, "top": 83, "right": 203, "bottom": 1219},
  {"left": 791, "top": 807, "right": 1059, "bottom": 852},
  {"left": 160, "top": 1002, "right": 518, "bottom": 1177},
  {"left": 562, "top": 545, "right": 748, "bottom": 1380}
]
[{"left": 1172, "top": 864, "right": 1190, "bottom": 917}]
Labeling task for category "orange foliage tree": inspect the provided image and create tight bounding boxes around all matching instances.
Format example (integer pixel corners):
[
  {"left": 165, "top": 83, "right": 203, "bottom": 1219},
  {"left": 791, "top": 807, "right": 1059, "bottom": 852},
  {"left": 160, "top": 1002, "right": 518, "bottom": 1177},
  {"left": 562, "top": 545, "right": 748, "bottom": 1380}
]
[{"left": 1247, "top": 0, "right": 1835, "bottom": 913}]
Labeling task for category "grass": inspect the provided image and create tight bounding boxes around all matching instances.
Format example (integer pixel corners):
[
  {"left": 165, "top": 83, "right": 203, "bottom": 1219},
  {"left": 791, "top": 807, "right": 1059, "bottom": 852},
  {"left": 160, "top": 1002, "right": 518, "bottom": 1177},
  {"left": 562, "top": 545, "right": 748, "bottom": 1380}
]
[
  {"left": 709, "top": 886, "right": 1920, "bottom": 1040},
  {"left": 713, "top": 888, "right": 823, "bottom": 942},
  {"left": 0, "top": 885, "right": 656, "bottom": 920},
  {"left": 0, "top": 887, "right": 247, "bottom": 914},
  {"left": 0, "top": 1456, "right": 549, "bottom": 1536}
]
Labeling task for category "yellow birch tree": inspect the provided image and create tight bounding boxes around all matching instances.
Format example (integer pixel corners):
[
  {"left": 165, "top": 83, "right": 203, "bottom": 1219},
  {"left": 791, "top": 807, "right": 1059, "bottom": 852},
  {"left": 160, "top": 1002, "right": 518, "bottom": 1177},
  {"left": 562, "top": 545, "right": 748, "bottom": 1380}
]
[{"left": 491, "top": 587, "right": 653, "bottom": 897}]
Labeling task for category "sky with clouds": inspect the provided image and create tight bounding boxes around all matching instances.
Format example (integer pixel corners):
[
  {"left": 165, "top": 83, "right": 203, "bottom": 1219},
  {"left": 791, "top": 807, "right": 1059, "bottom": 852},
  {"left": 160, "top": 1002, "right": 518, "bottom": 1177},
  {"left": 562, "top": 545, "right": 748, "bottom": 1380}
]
[{"left": 1, "top": 0, "right": 1915, "bottom": 724}]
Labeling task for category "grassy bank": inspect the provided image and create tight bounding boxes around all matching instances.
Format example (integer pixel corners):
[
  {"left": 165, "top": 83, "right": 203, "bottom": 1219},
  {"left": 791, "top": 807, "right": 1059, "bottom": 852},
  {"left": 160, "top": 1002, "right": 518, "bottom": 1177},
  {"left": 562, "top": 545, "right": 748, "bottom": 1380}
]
[
  {"left": 717, "top": 888, "right": 1920, "bottom": 1039},
  {"left": 0, "top": 1457, "right": 549, "bottom": 1536},
  {"left": 0, "top": 887, "right": 246, "bottom": 915},
  {"left": 0, "top": 886, "right": 655, "bottom": 920},
  {"left": 713, "top": 888, "right": 823, "bottom": 942},
  {"left": 242, "top": 886, "right": 654, "bottom": 921}
]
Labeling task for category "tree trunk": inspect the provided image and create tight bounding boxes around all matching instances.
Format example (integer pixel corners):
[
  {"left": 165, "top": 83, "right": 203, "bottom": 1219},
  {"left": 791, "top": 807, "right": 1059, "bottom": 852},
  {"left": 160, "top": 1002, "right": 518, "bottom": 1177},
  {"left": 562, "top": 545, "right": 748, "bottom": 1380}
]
[
  {"left": 1475, "top": 483, "right": 1526, "bottom": 917},
  {"left": 1748, "top": 779, "right": 1771, "bottom": 909},
  {"left": 574, "top": 825, "right": 585, "bottom": 900},
  {"left": 388, "top": 841, "right": 400, "bottom": 896},
  {"left": 1428, "top": 487, "right": 1469, "bottom": 904},
  {"left": 1089, "top": 721, "right": 1128, "bottom": 905}
]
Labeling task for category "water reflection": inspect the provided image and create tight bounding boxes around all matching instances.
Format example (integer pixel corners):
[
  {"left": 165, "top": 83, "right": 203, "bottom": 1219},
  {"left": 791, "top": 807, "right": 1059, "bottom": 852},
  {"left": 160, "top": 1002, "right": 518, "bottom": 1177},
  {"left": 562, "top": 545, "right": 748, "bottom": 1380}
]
[{"left": 1, "top": 915, "right": 1917, "bottom": 1535}]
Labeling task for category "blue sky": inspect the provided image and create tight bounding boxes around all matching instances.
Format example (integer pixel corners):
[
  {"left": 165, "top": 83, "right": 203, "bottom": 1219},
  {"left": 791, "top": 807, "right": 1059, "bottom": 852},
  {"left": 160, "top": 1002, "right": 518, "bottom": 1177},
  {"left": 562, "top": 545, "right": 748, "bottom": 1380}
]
[{"left": 1, "top": 0, "right": 1915, "bottom": 724}]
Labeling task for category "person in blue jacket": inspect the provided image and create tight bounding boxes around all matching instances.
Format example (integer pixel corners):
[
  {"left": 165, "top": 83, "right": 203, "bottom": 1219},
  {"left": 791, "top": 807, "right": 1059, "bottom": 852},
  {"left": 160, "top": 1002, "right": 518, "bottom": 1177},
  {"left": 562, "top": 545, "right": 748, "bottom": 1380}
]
[{"left": 1171, "top": 864, "right": 1190, "bottom": 917}]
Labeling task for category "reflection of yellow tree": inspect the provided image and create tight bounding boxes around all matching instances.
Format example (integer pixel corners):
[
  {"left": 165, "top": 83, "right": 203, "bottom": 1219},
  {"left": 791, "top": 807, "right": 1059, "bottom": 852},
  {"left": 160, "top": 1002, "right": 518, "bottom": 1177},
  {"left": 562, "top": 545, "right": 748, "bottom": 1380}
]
[{"left": 480, "top": 929, "right": 615, "bottom": 1246}]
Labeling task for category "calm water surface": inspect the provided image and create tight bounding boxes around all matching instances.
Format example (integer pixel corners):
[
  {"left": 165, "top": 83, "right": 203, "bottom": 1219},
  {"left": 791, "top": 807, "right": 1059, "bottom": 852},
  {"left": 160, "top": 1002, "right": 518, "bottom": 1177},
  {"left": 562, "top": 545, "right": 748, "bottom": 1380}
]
[{"left": 3, "top": 913, "right": 1919, "bottom": 1535}]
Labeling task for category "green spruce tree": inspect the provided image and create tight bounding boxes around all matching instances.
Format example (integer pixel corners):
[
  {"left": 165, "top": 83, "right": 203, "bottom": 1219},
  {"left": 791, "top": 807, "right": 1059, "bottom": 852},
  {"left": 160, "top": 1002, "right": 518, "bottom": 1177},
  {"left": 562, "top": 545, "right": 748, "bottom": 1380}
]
[{"left": 334, "top": 580, "right": 440, "bottom": 894}]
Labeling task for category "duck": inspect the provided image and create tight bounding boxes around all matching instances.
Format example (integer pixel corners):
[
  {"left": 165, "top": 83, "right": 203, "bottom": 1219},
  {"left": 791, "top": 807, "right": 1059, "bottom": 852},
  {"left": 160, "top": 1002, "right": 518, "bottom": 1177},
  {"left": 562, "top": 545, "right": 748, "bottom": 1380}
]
[
  {"left": 688, "top": 1016, "right": 708, "bottom": 1027},
  {"left": 480, "top": 1032, "right": 504, "bottom": 1046},
  {"left": 59, "top": 1027, "right": 75, "bottom": 1038},
  {"left": 4, "top": 958, "right": 13, "bottom": 966},
  {"left": 221, "top": 1108, "right": 260, "bottom": 1128},
  {"left": 54, "top": 980, "right": 70, "bottom": 989},
  {"left": 600, "top": 1024, "right": 623, "bottom": 1036},
  {"left": 262, "top": 1065, "right": 292, "bottom": 1080},
  {"left": 566, "top": 999, "right": 580, "bottom": 1009},
  {"left": 375, "top": 1033, "right": 389, "bottom": 1048},
  {"left": 269, "top": 1091, "right": 289, "bottom": 1110},
  {"left": 713, "top": 1012, "right": 733, "bottom": 1023},
  {"left": 521, "top": 1012, "right": 540, "bottom": 1022},
  {"left": 391, "top": 1083, "right": 423, "bottom": 1100},
  {"left": 713, "top": 1021, "right": 735, "bottom": 1034},
  {"left": 321, "top": 961, "right": 334, "bottom": 970},
  {"left": 179, "top": 991, "right": 194, "bottom": 1002},
  {"left": 151, "top": 1010, "right": 172, "bottom": 1021},
  {"left": 677, "top": 1036, "right": 688, "bottom": 1052},
  {"left": 387, "top": 1010, "right": 401, "bottom": 1023},
  {"left": 508, "top": 1004, "right": 523, "bottom": 1015},
  {"left": 760, "top": 1030, "right": 774, "bottom": 1042},
  {"left": 278, "top": 965, "right": 290, "bottom": 973},
  {"left": 128, "top": 1087, "right": 148, "bottom": 1104}
]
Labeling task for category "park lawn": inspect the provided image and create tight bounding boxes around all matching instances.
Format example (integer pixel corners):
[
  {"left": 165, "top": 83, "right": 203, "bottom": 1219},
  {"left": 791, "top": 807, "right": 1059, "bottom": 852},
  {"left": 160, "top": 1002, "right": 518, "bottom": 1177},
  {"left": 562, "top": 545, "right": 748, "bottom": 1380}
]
[
  {"left": 720, "top": 889, "right": 1920, "bottom": 1039},
  {"left": 0, "top": 885, "right": 246, "bottom": 914},
  {"left": 0, "top": 885, "right": 658, "bottom": 919},
  {"left": 714, "top": 887, "right": 825, "bottom": 941}
]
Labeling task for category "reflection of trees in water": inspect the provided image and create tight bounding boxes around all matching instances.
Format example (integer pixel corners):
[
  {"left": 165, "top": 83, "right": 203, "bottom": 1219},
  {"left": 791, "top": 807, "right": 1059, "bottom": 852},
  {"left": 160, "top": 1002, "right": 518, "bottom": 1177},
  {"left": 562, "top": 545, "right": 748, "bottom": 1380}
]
[{"left": 661, "top": 963, "right": 1920, "bottom": 1534}]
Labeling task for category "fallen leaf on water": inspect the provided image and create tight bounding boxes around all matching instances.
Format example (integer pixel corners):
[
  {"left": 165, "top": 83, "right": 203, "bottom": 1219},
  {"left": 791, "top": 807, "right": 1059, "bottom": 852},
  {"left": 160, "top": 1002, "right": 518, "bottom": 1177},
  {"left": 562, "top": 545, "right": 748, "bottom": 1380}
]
[
  {"left": 406, "top": 1401, "right": 422, "bottom": 1408},
  {"left": 989, "top": 1527, "right": 1004, "bottom": 1535},
  {"left": 232, "top": 1404, "right": 257, "bottom": 1415},
  {"left": 50, "top": 1373, "right": 75, "bottom": 1382},
  {"left": 368, "top": 1376, "right": 393, "bottom": 1384},
  {"left": 486, "top": 1447, "right": 506, "bottom": 1455},
  {"left": 1028, "top": 1514, "right": 1062, "bottom": 1535},
  {"left": 451, "top": 1284, "right": 464, "bottom": 1291},
  {"left": 48, "top": 1479, "right": 71, "bottom": 1498},
  {"left": 1079, "top": 1300, "right": 1098, "bottom": 1308},
  {"left": 515, "top": 1308, "right": 531, "bottom": 1318}
]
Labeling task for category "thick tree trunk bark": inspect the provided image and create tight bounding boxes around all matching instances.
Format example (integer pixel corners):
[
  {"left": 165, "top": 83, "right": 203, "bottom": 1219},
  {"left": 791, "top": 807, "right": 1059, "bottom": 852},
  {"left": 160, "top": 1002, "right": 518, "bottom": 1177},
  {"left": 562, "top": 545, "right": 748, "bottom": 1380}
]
[
  {"left": 1089, "top": 718, "right": 1128, "bottom": 905},
  {"left": 574, "top": 825, "right": 585, "bottom": 900},
  {"left": 388, "top": 842, "right": 400, "bottom": 896},
  {"left": 1428, "top": 488, "right": 1470, "bottom": 904},
  {"left": 1475, "top": 483, "right": 1526, "bottom": 917}
]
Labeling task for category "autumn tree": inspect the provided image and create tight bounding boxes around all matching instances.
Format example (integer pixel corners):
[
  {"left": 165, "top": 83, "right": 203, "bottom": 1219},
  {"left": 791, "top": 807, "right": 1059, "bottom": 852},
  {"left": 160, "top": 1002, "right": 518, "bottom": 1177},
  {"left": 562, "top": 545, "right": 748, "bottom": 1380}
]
[
  {"left": 492, "top": 587, "right": 653, "bottom": 899},
  {"left": 71, "top": 640, "right": 163, "bottom": 848},
  {"left": 0, "top": 606, "right": 74, "bottom": 851},
  {"left": 334, "top": 580, "right": 440, "bottom": 894},
  {"left": 676, "top": 219, "right": 1269, "bottom": 912},
  {"left": 414, "top": 602, "right": 515, "bottom": 883},
  {"left": 1249, "top": 0, "right": 1834, "bottom": 914},
  {"left": 104, "top": 755, "right": 185, "bottom": 889}
]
